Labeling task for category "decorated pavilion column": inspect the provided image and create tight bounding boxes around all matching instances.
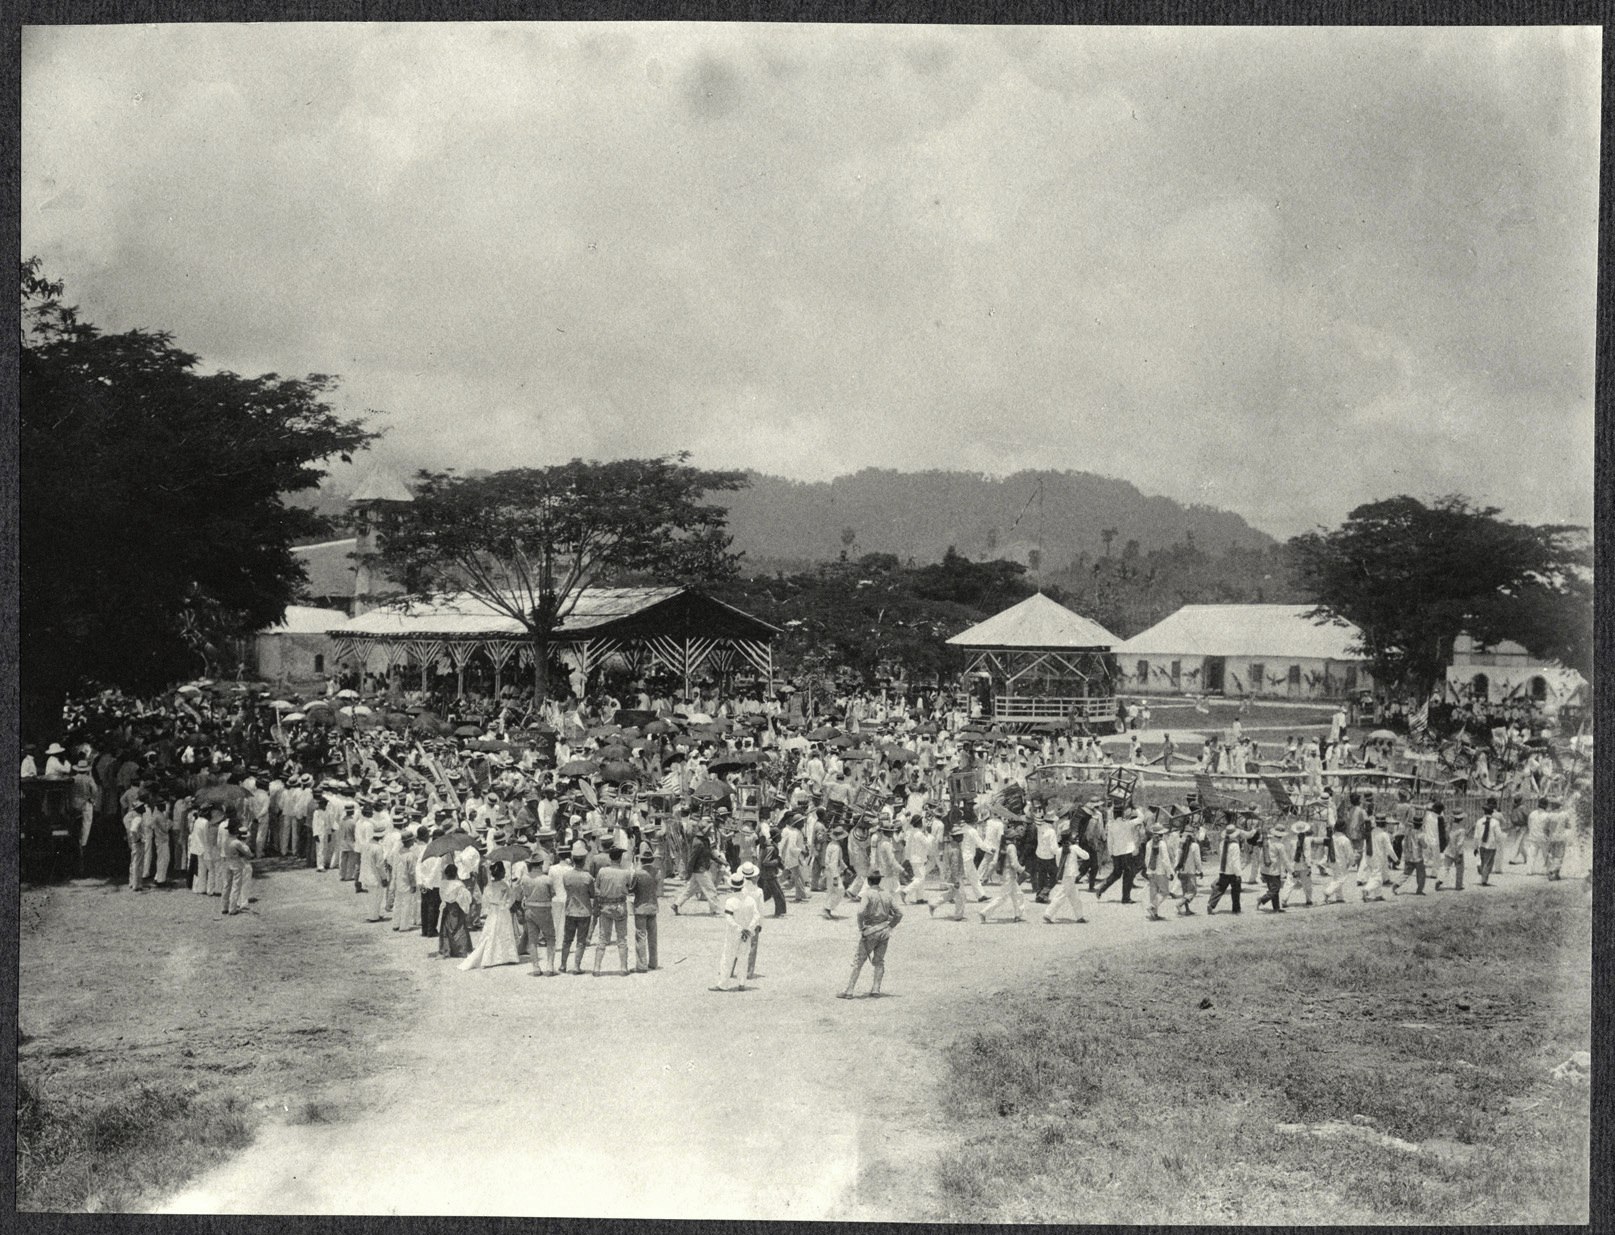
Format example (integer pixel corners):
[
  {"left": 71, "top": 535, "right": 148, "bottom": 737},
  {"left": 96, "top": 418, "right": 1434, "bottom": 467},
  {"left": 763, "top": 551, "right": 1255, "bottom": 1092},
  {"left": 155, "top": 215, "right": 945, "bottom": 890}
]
[{"left": 447, "top": 641, "right": 476, "bottom": 699}]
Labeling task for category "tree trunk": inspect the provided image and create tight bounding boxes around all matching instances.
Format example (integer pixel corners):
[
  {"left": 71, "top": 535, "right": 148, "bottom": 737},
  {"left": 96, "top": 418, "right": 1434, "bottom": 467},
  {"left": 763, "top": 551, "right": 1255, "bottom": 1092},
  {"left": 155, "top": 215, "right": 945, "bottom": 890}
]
[{"left": 531, "top": 635, "right": 550, "bottom": 707}]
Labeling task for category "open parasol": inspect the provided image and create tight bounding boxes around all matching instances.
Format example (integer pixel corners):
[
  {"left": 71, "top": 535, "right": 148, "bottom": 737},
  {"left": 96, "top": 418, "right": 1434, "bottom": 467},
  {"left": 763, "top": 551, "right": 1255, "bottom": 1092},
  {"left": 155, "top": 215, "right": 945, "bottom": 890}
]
[
  {"left": 598, "top": 760, "right": 640, "bottom": 784},
  {"left": 421, "top": 834, "right": 470, "bottom": 860},
  {"left": 707, "top": 751, "right": 759, "bottom": 776},
  {"left": 807, "top": 725, "right": 840, "bottom": 741},
  {"left": 558, "top": 758, "right": 600, "bottom": 777},
  {"left": 691, "top": 777, "right": 732, "bottom": 803},
  {"left": 485, "top": 844, "right": 531, "bottom": 864}
]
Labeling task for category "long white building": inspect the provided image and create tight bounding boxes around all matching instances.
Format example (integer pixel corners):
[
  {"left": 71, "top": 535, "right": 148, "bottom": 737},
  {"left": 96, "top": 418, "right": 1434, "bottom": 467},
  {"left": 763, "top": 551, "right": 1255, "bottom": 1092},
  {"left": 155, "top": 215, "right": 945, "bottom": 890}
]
[{"left": 1114, "top": 603, "right": 1372, "bottom": 699}]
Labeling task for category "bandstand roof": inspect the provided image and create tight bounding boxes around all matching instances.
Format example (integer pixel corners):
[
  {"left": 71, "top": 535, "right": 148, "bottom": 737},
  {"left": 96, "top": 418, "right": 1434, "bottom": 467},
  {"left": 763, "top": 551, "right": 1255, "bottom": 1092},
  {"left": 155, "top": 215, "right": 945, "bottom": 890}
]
[
  {"left": 947, "top": 592, "right": 1118, "bottom": 651},
  {"left": 331, "top": 586, "right": 778, "bottom": 644}
]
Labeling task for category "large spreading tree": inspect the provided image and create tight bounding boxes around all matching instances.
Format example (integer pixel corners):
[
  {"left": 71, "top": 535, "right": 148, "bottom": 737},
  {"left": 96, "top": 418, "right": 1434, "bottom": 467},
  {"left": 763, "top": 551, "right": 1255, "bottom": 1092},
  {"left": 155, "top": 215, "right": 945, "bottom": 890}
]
[
  {"left": 1288, "top": 495, "right": 1592, "bottom": 698},
  {"left": 20, "top": 259, "right": 377, "bottom": 736},
  {"left": 366, "top": 456, "right": 748, "bottom": 703}
]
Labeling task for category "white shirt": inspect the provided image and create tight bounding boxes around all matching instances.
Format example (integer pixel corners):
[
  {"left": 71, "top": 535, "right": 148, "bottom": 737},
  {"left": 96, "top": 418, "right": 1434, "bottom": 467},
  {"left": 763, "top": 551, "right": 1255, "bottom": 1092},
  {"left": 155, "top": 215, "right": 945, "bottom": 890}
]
[
  {"left": 1106, "top": 813, "right": 1138, "bottom": 857},
  {"left": 981, "top": 816, "right": 1005, "bottom": 854}
]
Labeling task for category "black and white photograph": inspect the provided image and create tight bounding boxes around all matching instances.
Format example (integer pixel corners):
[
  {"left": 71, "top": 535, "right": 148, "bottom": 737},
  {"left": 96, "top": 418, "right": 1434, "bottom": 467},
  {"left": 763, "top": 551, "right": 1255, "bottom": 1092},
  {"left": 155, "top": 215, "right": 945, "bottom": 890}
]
[{"left": 16, "top": 18, "right": 1597, "bottom": 1223}]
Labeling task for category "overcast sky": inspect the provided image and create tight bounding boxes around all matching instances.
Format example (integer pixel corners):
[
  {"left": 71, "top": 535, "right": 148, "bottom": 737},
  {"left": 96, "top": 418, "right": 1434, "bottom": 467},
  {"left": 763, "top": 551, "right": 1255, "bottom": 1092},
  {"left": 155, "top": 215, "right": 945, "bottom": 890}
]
[{"left": 22, "top": 23, "right": 1599, "bottom": 538}]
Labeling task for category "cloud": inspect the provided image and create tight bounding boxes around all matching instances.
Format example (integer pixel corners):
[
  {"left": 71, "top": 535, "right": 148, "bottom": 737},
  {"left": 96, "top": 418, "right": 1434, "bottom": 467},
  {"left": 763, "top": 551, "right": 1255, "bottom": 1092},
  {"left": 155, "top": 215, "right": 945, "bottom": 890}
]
[{"left": 21, "top": 22, "right": 1598, "bottom": 537}]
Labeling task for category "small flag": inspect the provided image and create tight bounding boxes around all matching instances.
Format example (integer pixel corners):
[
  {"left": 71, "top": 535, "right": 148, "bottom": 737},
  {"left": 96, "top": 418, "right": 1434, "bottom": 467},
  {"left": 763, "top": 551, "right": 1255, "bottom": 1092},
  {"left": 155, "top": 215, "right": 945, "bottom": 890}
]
[{"left": 1409, "top": 700, "right": 1429, "bottom": 735}]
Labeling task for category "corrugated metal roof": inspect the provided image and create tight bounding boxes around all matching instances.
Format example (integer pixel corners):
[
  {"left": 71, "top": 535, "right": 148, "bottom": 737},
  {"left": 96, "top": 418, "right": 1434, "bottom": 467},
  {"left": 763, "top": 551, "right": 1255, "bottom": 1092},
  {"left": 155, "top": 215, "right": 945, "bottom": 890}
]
[
  {"left": 1116, "top": 604, "right": 1364, "bottom": 661},
  {"left": 946, "top": 592, "right": 1118, "bottom": 649},
  {"left": 334, "top": 586, "right": 688, "bottom": 639},
  {"left": 262, "top": 605, "right": 348, "bottom": 635},
  {"left": 292, "top": 538, "right": 359, "bottom": 600}
]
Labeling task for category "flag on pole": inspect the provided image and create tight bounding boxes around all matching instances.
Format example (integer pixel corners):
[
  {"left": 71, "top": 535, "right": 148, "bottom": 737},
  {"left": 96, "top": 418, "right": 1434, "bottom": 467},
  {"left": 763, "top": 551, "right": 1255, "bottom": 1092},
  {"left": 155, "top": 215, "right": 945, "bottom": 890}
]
[{"left": 1409, "top": 699, "right": 1429, "bottom": 735}]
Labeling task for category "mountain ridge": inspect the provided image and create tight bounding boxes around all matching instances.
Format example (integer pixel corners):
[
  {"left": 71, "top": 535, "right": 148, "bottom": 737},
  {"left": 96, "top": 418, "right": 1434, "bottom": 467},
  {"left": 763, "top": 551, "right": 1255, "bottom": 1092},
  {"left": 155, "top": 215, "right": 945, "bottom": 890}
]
[
  {"left": 290, "top": 464, "right": 1277, "bottom": 566},
  {"left": 717, "top": 467, "right": 1275, "bottom": 570}
]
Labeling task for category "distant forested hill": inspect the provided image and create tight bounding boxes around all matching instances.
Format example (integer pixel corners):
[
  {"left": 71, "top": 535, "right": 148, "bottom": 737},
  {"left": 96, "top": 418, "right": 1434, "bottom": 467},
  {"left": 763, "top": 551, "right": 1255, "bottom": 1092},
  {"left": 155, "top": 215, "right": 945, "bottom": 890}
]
[{"left": 717, "top": 468, "right": 1275, "bottom": 570}]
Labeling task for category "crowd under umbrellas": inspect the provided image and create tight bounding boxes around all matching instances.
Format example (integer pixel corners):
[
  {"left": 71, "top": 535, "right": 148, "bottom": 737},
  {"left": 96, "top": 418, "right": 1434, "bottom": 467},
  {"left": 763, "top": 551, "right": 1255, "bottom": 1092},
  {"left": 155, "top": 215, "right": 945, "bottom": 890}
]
[{"left": 23, "top": 673, "right": 1593, "bottom": 1000}]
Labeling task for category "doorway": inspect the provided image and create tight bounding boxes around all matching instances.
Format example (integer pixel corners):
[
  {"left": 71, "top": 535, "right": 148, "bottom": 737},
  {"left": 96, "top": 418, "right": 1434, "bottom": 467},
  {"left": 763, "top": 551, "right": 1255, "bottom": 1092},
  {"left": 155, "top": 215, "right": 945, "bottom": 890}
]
[{"left": 1204, "top": 656, "right": 1226, "bottom": 695}]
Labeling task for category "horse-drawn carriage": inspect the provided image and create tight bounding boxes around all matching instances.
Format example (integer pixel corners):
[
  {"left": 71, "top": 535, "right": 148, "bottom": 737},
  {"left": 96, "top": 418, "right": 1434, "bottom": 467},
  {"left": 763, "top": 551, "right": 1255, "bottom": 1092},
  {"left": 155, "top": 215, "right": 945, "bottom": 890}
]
[{"left": 21, "top": 777, "right": 80, "bottom": 883}]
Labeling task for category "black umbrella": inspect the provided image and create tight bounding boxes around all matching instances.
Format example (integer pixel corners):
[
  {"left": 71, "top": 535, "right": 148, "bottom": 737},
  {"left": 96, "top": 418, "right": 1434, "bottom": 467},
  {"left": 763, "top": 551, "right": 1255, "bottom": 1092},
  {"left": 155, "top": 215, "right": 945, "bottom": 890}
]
[
  {"left": 598, "top": 760, "right": 640, "bottom": 784},
  {"left": 422, "top": 832, "right": 480, "bottom": 859}
]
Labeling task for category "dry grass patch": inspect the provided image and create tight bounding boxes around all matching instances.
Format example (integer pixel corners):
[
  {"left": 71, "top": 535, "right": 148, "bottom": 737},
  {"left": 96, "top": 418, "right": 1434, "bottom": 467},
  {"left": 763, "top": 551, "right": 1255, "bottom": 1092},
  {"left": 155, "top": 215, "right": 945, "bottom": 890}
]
[
  {"left": 923, "top": 884, "right": 1590, "bottom": 1224},
  {"left": 17, "top": 867, "right": 420, "bottom": 1211}
]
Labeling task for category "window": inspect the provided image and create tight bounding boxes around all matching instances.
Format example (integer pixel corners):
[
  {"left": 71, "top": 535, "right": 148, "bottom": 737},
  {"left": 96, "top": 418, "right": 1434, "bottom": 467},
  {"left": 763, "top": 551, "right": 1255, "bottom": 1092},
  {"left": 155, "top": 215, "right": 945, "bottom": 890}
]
[
  {"left": 1288, "top": 664, "right": 1301, "bottom": 687},
  {"left": 1249, "top": 662, "right": 1265, "bottom": 693},
  {"left": 1529, "top": 676, "right": 1547, "bottom": 702},
  {"left": 1136, "top": 659, "right": 1149, "bottom": 685},
  {"left": 314, "top": 654, "right": 325, "bottom": 674},
  {"left": 1471, "top": 673, "right": 1489, "bottom": 699},
  {"left": 1344, "top": 664, "right": 1358, "bottom": 692},
  {"left": 1170, "top": 659, "right": 1181, "bottom": 688}
]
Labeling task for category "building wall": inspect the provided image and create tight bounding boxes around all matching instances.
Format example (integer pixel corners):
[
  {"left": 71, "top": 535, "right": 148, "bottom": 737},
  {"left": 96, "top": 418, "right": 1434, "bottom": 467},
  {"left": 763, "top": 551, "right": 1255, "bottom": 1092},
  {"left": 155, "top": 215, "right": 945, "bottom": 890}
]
[
  {"left": 1444, "top": 664, "right": 1575, "bottom": 713},
  {"left": 254, "top": 632, "right": 337, "bottom": 685},
  {"left": 1117, "top": 654, "right": 1372, "bottom": 699}
]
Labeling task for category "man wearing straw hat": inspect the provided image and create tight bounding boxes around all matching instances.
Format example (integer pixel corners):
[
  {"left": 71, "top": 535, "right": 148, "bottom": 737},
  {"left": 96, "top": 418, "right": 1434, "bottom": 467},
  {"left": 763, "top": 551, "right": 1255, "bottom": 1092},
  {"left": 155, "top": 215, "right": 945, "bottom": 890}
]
[
  {"left": 839, "top": 869, "right": 903, "bottom": 999},
  {"left": 1141, "top": 813, "right": 1174, "bottom": 921},
  {"left": 1043, "top": 825, "right": 1090, "bottom": 923},
  {"left": 673, "top": 818, "right": 722, "bottom": 916},
  {"left": 1206, "top": 815, "right": 1257, "bottom": 914},
  {"left": 592, "top": 843, "right": 634, "bottom": 977},
  {"left": 1168, "top": 807, "right": 1202, "bottom": 916},
  {"left": 711, "top": 869, "right": 759, "bottom": 992},
  {"left": 1474, "top": 796, "right": 1505, "bottom": 886},
  {"left": 927, "top": 820, "right": 970, "bottom": 921},
  {"left": 822, "top": 823, "right": 850, "bottom": 919},
  {"left": 1280, "top": 819, "right": 1315, "bottom": 908},
  {"left": 359, "top": 818, "right": 389, "bottom": 922},
  {"left": 1253, "top": 819, "right": 1290, "bottom": 913},
  {"left": 559, "top": 840, "right": 596, "bottom": 975},
  {"left": 631, "top": 842, "right": 661, "bottom": 972}
]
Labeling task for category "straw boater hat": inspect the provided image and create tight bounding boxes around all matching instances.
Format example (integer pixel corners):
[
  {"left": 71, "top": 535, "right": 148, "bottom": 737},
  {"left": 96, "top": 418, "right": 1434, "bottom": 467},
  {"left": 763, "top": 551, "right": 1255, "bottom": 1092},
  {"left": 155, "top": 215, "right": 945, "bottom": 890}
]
[
  {"left": 1290, "top": 820, "right": 1312, "bottom": 836},
  {"left": 45, "top": 743, "right": 65, "bottom": 755},
  {"left": 738, "top": 861, "right": 760, "bottom": 880},
  {"left": 728, "top": 871, "right": 746, "bottom": 888},
  {"left": 1222, "top": 822, "right": 1242, "bottom": 838}
]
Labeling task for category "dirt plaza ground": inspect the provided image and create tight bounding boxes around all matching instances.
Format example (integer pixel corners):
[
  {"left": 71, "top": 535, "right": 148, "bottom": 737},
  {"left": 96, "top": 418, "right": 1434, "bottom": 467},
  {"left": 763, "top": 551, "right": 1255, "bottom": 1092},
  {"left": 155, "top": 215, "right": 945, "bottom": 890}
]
[{"left": 18, "top": 836, "right": 1590, "bottom": 1221}]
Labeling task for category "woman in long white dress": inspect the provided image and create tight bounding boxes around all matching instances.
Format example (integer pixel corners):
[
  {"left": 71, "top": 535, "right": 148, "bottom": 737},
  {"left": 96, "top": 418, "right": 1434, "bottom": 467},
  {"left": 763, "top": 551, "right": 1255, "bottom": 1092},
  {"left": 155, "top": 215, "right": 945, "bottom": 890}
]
[{"left": 459, "top": 862, "right": 522, "bottom": 971}]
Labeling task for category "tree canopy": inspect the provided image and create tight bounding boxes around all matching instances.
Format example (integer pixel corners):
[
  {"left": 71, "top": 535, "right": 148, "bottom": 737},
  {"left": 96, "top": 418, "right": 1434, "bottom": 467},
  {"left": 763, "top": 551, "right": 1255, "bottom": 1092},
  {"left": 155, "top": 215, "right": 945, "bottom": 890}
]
[
  {"left": 367, "top": 456, "right": 747, "bottom": 700},
  {"left": 715, "top": 550, "right": 1038, "bottom": 690},
  {"left": 1288, "top": 495, "right": 1592, "bottom": 696},
  {"left": 20, "top": 259, "right": 377, "bottom": 734}
]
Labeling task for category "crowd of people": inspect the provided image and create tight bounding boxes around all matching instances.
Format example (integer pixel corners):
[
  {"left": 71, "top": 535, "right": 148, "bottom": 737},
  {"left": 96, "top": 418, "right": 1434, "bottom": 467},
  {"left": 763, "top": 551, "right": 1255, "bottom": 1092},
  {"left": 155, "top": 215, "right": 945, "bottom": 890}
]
[{"left": 21, "top": 673, "right": 1591, "bottom": 998}]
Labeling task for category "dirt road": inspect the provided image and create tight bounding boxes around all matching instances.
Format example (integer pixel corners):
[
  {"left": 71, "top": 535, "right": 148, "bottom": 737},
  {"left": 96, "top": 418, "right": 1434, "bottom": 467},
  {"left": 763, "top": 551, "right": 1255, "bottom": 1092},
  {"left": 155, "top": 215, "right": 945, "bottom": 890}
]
[{"left": 153, "top": 854, "right": 1584, "bottom": 1219}]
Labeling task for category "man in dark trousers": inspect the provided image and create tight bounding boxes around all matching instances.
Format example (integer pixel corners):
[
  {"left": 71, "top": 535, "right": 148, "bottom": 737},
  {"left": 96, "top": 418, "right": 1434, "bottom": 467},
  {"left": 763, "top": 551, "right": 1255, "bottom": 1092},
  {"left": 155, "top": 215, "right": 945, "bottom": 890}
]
[
  {"left": 1206, "top": 817, "right": 1258, "bottom": 914},
  {"left": 1094, "top": 801, "right": 1142, "bottom": 904},
  {"left": 673, "top": 820, "right": 721, "bottom": 915},
  {"left": 758, "top": 826, "right": 788, "bottom": 917}
]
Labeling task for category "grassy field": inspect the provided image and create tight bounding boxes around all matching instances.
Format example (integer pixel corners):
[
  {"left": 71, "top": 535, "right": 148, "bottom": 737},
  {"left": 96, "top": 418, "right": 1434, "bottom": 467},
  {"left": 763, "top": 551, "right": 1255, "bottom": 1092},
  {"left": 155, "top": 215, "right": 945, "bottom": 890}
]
[
  {"left": 922, "top": 883, "right": 1591, "bottom": 1225},
  {"left": 16, "top": 861, "right": 420, "bottom": 1212}
]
